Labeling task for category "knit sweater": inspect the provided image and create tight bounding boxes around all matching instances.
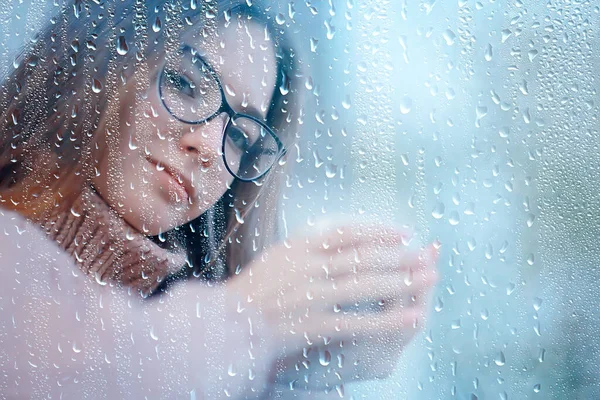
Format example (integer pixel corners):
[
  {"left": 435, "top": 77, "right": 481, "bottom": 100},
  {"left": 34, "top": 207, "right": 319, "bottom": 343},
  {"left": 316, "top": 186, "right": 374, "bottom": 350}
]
[{"left": 35, "top": 186, "right": 187, "bottom": 296}]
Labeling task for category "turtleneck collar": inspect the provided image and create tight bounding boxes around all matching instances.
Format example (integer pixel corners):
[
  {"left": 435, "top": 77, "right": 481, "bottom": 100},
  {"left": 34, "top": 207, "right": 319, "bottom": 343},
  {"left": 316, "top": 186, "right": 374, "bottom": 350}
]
[{"left": 34, "top": 186, "right": 187, "bottom": 296}]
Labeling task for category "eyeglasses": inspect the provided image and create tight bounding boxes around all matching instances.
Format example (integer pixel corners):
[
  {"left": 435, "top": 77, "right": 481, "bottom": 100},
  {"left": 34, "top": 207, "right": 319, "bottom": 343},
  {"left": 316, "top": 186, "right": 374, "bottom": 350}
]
[{"left": 158, "top": 45, "right": 286, "bottom": 182}]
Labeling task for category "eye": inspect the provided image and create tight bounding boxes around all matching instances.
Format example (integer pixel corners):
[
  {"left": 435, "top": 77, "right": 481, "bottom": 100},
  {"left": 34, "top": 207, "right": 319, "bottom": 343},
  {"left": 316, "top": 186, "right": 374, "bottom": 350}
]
[
  {"left": 246, "top": 139, "right": 279, "bottom": 158},
  {"left": 258, "top": 148, "right": 278, "bottom": 157},
  {"left": 228, "top": 126, "right": 250, "bottom": 152},
  {"left": 164, "top": 69, "right": 196, "bottom": 99}
]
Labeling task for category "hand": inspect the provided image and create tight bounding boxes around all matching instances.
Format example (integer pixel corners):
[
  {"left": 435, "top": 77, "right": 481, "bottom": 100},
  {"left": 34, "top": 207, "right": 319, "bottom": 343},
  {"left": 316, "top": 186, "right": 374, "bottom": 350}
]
[{"left": 225, "top": 220, "right": 439, "bottom": 390}]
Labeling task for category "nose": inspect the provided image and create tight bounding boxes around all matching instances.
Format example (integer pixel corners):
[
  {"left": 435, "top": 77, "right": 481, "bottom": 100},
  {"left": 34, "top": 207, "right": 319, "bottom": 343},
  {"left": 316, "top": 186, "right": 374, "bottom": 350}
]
[{"left": 179, "top": 113, "right": 228, "bottom": 166}]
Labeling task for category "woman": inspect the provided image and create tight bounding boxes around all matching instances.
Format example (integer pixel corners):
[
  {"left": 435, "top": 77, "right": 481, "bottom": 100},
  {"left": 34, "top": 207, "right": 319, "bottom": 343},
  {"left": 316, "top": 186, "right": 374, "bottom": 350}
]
[{"left": 0, "top": 0, "right": 439, "bottom": 398}]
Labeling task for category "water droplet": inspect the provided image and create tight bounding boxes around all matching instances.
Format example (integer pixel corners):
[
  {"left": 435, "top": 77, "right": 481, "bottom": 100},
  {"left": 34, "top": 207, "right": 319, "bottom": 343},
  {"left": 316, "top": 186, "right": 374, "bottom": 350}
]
[
  {"left": 275, "top": 13, "right": 285, "bottom": 25},
  {"left": 442, "top": 29, "right": 456, "bottom": 46},
  {"left": 475, "top": 105, "right": 488, "bottom": 119},
  {"left": 310, "top": 37, "right": 318, "bottom": 53},
  {"left": 484, "top": 44, "right": 493, "bottom": 61},
  {"left": 494, "top": 351, "right": 505, "bottom": 366},
  {"left": 431, "top": 202, "right": 445, "bottom": 219},
  {"left": 225, "top": 84, "right": 236, "bottom": 97},
  {"left": 533, "top": 297, "right": 543, "bottom": 311},
  {"left": 116, "top": 36, "right": 128, "bottom": 56},
  {"left": 319, "top": 349, "right": 331, "bottom": 366},
  {"left": 538, "top": 348, "right": 545, "bottom": 363},
  {"left": 519, "top": 80, "right": 529, "bottom": 95},
  {"left": 400, "top": 154, "right": 409, "bottom": 166},
  {"left": 324, "top": 19, "right": 336, "bottom": 40},
  {"left": 10, "top": 110, "right": 19, "bottom": 125},
  {"left": 205, "top": 9, "right": 217, "bottom": 19},
  {"left": 526, "top": 213, "right": 535, "bottom": 227},
  {"left": 434, "top": 297, "right": 444, "bottom": 312},
  {"left": 423, "top": 0, "right": 437, "bottom": 14},
  {"left": 313, "top": 150, "right": 324, "bottom": 168},
  {"left": 228, "top": 363, "right": 237, "bottom": 376},
  {"left": 534, "top": 321, "right": 541, "bottom": 336},
  {"left": 279, "top": 72, "right": 290, "bottom": 95},
  {"left": 72, "top": 342, "right": 81, "bottom": 353},
  {"left": 92, "top": 78, "right": 103, "bottom": 93},
  {"left": 485, "top": 244, "right": 493, "bottom": 259},
  {"left": 480, "top": 309, "right": 489, "bottom": 320},
  {"left": 404, "top": 268, "right": 414, "bottom": 286},
  {"left": 400, "top": 96, "right": 412, "bottom": 114},
  {"left": 342, "top": 96, "right": 351, "bottom": 109},
  {"left": 467, "top": 237, "right": 477, "bottom": 251},
  {"left": 527, "top": 253, "right": 535, "bottom": 265},
  {"left": 448, "top": 211, "right": 460, "bottom": 226},
  {"left": 234, "top": 208, "right": 245, "bottom": 224},
  {"left": 325, "top": 164, "right": 337, "bottom": 178},
  {"left": 152, "top": 17, "right": 162, "bottom": 32},
  {"left": 528, "top": 49, "right": 538, "bottom": 62},
  {"left": 128, "top": 135, "right": 138, "bottom": 150},
  {"left": 73, "top": 2, "right": 81, "bottom": 18},
  {"left": 506, "top": 283, "right": 516, "bottom": 296}
]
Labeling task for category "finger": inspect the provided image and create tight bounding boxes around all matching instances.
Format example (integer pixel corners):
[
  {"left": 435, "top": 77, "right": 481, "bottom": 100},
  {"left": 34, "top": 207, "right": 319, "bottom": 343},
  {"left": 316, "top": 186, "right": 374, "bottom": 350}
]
[
  {"left": 414, "top": 243, "right": 440, "bottom": 270},
  {"left": 295, "top": 221, "right": 414, "bottom": 254},
  {"left": 400, "top": 278, "right": 438, "bottom": 309},
  {"left": 325, "top": 243, "right": 431, "bottom": 277},
  {"left": 396, "top": 265, "right": 439, "bottom": 308},
  {"left": 351, "top": 266, "right": 437, "bottom": 311},
  {"left": 304, "top": 304, "right": 427, "bottom": 341},
  {"left": 318, "top": 273, "right": 414, "bottom": 312},
  {"left": 291, "top": 270, "right": 438, "bottom": 314}
]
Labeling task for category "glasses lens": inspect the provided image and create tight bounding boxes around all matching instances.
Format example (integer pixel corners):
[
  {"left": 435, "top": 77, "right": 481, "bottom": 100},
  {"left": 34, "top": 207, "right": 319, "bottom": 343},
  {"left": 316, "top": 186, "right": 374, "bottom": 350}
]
[
  {"left": 160, "top": 50, "right": 222, "bottom": 122},
  {"left": 223, "top": 116, "right": 280, "bottom": 180}
]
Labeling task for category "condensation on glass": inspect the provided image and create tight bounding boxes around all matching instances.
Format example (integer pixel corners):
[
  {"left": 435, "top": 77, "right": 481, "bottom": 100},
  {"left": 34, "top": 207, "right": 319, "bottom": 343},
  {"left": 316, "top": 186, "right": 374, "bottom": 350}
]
[{"left": 0, "top": 0, "right": 597, "bottom": 399}]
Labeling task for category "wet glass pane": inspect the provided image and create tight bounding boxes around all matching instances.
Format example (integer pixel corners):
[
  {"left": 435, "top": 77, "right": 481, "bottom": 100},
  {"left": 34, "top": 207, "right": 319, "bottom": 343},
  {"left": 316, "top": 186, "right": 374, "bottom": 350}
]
[{"left": 0, "top": 0, "right": 597, "bottom": 398}]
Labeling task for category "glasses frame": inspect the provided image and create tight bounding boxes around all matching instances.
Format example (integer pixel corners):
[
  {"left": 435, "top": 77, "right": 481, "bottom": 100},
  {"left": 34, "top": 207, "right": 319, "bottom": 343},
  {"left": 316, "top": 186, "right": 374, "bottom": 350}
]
[{"left": 157, "top": 44, "right": 287, "bottom": 182}]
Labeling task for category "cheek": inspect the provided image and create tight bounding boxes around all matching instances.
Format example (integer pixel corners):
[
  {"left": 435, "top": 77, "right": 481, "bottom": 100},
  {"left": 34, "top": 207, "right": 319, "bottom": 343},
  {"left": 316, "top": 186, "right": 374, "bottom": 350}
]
[{"left": 92, "top": 120, "right": 145, "bottom": 192}]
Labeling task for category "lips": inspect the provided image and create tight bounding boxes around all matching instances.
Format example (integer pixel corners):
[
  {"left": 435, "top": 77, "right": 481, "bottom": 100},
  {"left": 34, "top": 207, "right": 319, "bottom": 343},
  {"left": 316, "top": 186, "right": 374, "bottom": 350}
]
[{"left": 146, "top": 157, "right": 195, "bottom": 202}]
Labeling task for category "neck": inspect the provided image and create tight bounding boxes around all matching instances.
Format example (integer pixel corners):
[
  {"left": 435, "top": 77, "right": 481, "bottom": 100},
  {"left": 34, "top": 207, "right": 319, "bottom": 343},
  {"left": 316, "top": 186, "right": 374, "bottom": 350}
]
[{"left": 33, "top": 186, "right": 187, "bottom": 296}]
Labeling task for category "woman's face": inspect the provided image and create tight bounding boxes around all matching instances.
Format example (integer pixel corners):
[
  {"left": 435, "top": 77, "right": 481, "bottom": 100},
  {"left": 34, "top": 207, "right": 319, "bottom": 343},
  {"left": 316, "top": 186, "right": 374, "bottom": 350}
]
[{"left": 93, "top": 17, "right": 277, "bottom": 235}]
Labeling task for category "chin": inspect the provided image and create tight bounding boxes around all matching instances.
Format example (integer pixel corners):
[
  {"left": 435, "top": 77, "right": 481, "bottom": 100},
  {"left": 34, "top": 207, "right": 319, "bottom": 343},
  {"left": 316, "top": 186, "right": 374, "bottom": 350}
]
[
  {"left": 151, "top": 206, "right": 211, "bottom": 236},
  {"left": 118, "top": 204, "right": 186, "bottom": 236},
  {"left": 144, "top": 214, "right": 192, "bottom": 236},
  {"left": 120, "top": 188, "right": 222, "bottom": 236}
]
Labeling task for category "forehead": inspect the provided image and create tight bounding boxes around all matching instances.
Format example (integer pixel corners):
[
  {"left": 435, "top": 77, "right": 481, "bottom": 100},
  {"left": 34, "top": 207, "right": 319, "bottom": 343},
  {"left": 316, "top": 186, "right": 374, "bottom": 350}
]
[
  {"left": 183, "top": 17, "right": 274, "bottom": 69},
  {"left": 181, "top": 16, "right": 277, "bottom": 111}
]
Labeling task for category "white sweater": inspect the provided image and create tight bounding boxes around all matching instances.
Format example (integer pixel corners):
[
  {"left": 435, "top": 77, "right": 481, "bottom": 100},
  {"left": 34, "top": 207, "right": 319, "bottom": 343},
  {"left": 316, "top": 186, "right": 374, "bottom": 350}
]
[{"left": 0, "top": 207, "right": 280, "bottom": 399}]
